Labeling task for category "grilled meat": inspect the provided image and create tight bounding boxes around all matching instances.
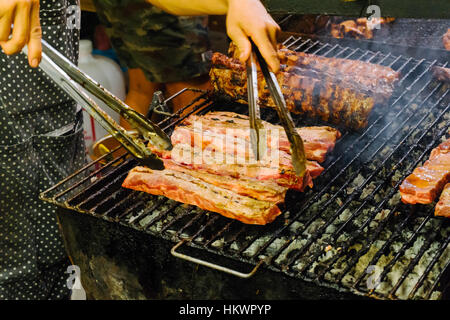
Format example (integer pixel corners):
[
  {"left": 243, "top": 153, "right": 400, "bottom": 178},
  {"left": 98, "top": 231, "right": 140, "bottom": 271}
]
[
  {"left": 171, "top": 127, "right": 299, "bottom": 168},
  {"left": 122, "top": 111, "right": 340, "bottom": 224},
  {"left": 331, "top": 20, "right": 373, "bottom": 40},
  {"left": 177, "top": 111, "right": 341, "bottom": 162},
  {"left": 226, "top": 43, "right": 399, "bottom": 101},
  {"left": 162, "top": 159, "right": 287, "bottom": 203},
  {"left": 435, "top": 183, "right": 450, "bottom": 218},
  {"left": 330, "top": 17, "right": 395, "bottom": 40},
  {"left": 122, "top": 166, "right": 282, "bottom": 225},
  {"left": 400, "top": 138, "right": 450, "bottom": 204},
  {"left": 210, "top": 57, "right": 371, "bottom": 129},
  {"left": 432, "top": 66, "right": 450, "bottom": 84},
  {"left": 210, "top": 46, "right": 399, "bottom": 130},
  {"left": 443, "top": 29, "right": 450, "bottom": 51},
  {"left": 275, "top": 48, "right": 399, "bottom": 101},
  {"left": 154, "top": 144, "right": 322, "bottom": 191}
]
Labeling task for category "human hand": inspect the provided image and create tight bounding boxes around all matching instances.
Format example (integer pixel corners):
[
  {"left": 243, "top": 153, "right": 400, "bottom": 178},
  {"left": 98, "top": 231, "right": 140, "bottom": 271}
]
[
  {"left": 226, "top": 0, "right": 280, "bottom": 72},
  {"left": 0, "top": 0, "right": 42, "bottom": 67}
]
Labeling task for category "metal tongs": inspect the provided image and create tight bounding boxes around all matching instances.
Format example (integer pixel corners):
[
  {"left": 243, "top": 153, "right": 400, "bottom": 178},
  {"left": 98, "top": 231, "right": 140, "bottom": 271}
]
[
  {"left": 246, "top": 49, "right": 266, "bottom": 161},
  {"left": 247, "top": 41, "right": 307, "bottom": 177},
  {"left": 24, "top": 40, "right": 172, "bottom": 169}
]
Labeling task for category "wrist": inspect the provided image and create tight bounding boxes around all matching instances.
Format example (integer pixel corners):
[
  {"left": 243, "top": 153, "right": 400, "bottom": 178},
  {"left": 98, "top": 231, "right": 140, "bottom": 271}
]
[{"left": 228, "top": 0, "right": 254, "bottom": 6}]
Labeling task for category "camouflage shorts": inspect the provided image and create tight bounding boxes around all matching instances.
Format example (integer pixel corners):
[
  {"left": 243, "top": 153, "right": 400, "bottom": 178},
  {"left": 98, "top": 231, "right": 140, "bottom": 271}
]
[{"left": 92, "top": 0, "right": 210, "bottom": 83}]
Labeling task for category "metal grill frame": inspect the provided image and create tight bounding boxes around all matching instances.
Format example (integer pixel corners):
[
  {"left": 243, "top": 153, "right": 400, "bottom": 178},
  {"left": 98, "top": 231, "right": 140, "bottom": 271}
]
[{"left": 41, "top": 36, "right": 450, "bottom": 300}]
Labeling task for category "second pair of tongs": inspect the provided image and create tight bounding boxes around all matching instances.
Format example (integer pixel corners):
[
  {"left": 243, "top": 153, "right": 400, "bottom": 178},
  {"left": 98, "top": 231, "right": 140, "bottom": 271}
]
[
  {"left": 24, "top": 40, "right": 172, "bottom": 169},
  {"left": 246, "top": 41, "right": 307, "bottom": 177}
]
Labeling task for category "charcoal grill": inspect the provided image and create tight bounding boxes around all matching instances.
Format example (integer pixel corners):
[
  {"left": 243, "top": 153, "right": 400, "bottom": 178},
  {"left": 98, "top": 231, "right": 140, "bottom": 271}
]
[{"left": 41, "top": 36, "right": 450, "bottom": 300}]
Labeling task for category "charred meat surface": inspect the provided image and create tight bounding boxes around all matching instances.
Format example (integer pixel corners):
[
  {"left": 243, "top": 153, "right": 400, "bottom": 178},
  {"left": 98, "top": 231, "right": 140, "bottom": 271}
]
[
  {"left": 210, "top": 45, "right": 400, "bottom": 130},
  {"left": 122, "top": 166, "right": 282, "bottom": 225},
  {"left": 275, "top": 47, "right": 399, "bottom": 101},
  {"left": 435, "top": 183, "right": 450, "bottom": 218},
  {"left": 400, "top": 138, "right": 450, "bottom": 204}
]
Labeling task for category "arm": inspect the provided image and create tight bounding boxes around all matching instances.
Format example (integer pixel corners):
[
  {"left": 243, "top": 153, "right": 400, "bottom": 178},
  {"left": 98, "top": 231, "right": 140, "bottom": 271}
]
[
  {"left": 148, "top": 0, "right": 281, "bottom": 72},
  {"left": 148, "top": 0, "right": 228, "bottom": 15},
  {"left": 0, "top": 0, "right": 42, "bottom": 67}
]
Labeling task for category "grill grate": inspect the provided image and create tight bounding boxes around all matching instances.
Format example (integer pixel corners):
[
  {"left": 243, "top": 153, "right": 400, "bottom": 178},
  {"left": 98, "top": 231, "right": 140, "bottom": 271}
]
[{"left": 41, "top": 36, "right": 450, "bottom": 300}]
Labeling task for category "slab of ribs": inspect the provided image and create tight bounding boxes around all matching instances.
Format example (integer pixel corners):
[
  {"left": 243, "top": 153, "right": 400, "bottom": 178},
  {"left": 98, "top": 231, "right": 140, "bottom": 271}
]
[
  {"left": 210, "top": 43, "right": 400, "bottom": 130},
  {"left": 399, "top": 136, "right": 450, "bottom": 218},
  {"left": 123, "top": 112, "right": 341, "bottom": 225}
]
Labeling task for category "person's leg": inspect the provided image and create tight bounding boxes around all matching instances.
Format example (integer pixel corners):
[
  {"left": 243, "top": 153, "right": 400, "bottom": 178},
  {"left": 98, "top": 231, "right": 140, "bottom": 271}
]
[
  {"left": 121, "top": 68, "right": 163, "bottom": 129},
  {"left": 164, "top": 74, "right": 212, "bottom": 114}
]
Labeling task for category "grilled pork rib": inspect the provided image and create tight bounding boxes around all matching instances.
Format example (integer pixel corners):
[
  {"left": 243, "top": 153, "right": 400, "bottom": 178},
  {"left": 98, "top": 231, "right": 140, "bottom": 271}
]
[
  {"left": 227, "top": 43, "right": 399, "bottom": 101},
  {"left": 163, "top": 160, "right": 288, "bottom": 203},
  {"left": 154, "top": 144, "right": 322, "bottom": 191},
  {"left": 179, "top": 112, "right": 341, "bottom": 163},
  {"left": 210, "top": 46, "right": 399, "bottom": 130},
  {"left": 123, "top": 111, "right": 341, "bottom": 224},
  {"left": 122, "top": 166, "right": 282, "bottom": 225},
  {"left": 435, "top": 183, "right": 450, "bottom": 218},
  {"left": 400, "top": 138, "right": 450, "bottom": 204}
]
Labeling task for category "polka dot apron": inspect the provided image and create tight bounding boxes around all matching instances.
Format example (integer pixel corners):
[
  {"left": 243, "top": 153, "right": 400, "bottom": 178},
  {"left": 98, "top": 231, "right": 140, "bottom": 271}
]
[{"left": 0, "top": 0, "right": 86, "bottom": 299}]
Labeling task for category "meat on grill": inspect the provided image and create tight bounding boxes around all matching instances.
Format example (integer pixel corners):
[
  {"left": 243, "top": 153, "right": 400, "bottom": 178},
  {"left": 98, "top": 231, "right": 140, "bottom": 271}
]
[
  {"left": 122, "top": 166, "right": 282, "bottom": 225},
  {"left": 432, "top": 66, "right": 450, "bottom": 84},
  {"left": 443, "top": 29, "right": 450, "bottom": 51},
  {"left": 400, "top": 138, "right": 450, "bottom": 204},
  {"left": 275, "top": 47, "right": 399, "bottom": 102},
  {"left": 163, "top": 159, "right": 288, "bottom": 203},
  {"left": 228, "top": 42, "right": 399, "bottom": 88},
  {"left": 435, "top": 183, "right": 450, "bottom": 218},
  {"left": 177, "top": 111, "right": 341, "bottom": 163},
  {"left": 210, "top": 45, "right": 400, "bottom": 130},
  {"left": 155, "top": 144, "right": 321, "bottom": 191},
  {"left": 122, "top": 111, "right": 340, "bottom": 224},
  {"left": 331, "top": 20, "right": 372, "bottom": 39},
  {"left": 330, "top": 17, "right": 395, "bottom": 40},
  {"left": 171, "top": 128, "right": 301, "bottom": 169}
]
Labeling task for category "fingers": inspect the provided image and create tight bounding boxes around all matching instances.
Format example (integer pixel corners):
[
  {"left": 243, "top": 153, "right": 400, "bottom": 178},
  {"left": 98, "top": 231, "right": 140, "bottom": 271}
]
[
  {"left": 0, "top": 10, "right": 13, "bottom": 42},
  {"left": 0, "top": 0, "right": 41, "bottom": 67},
  {"left": 1, "top": 0, "right": 31, "bottom": 55},
  {"left": 227, "top": 24, "right": 251, "bottom": 63},
  {"left": 27, "top": 0, "right": 41, "bottom": 67},
  {"left": 267, "top": 20, "right": 280, "bottom": 50},
  {"left": 227, "top": 21, "right": 280, "bottom": 73},
  {"left": 264, "top": 21, "right": 281, "bottom": 72},
  {"left": 247, "top": 23, "right": 280, "bottom": 73},
  {"left": 225, "top": 0, "right": 281, "bottom": 71}
]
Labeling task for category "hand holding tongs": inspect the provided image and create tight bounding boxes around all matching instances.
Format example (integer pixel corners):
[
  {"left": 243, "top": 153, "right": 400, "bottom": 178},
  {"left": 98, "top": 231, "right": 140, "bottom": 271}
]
[
  {"left": 24, "top": 40, "right": 172, "bottom": 170},
  {"left": 247, "top": 41, "right": 307, "bottom": 177}
]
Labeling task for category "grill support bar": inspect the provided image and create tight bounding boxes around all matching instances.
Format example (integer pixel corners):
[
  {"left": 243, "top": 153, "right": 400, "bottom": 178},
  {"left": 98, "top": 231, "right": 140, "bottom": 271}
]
[{"left": 171, "top": 239, "right": 264, "bottom": 279}]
